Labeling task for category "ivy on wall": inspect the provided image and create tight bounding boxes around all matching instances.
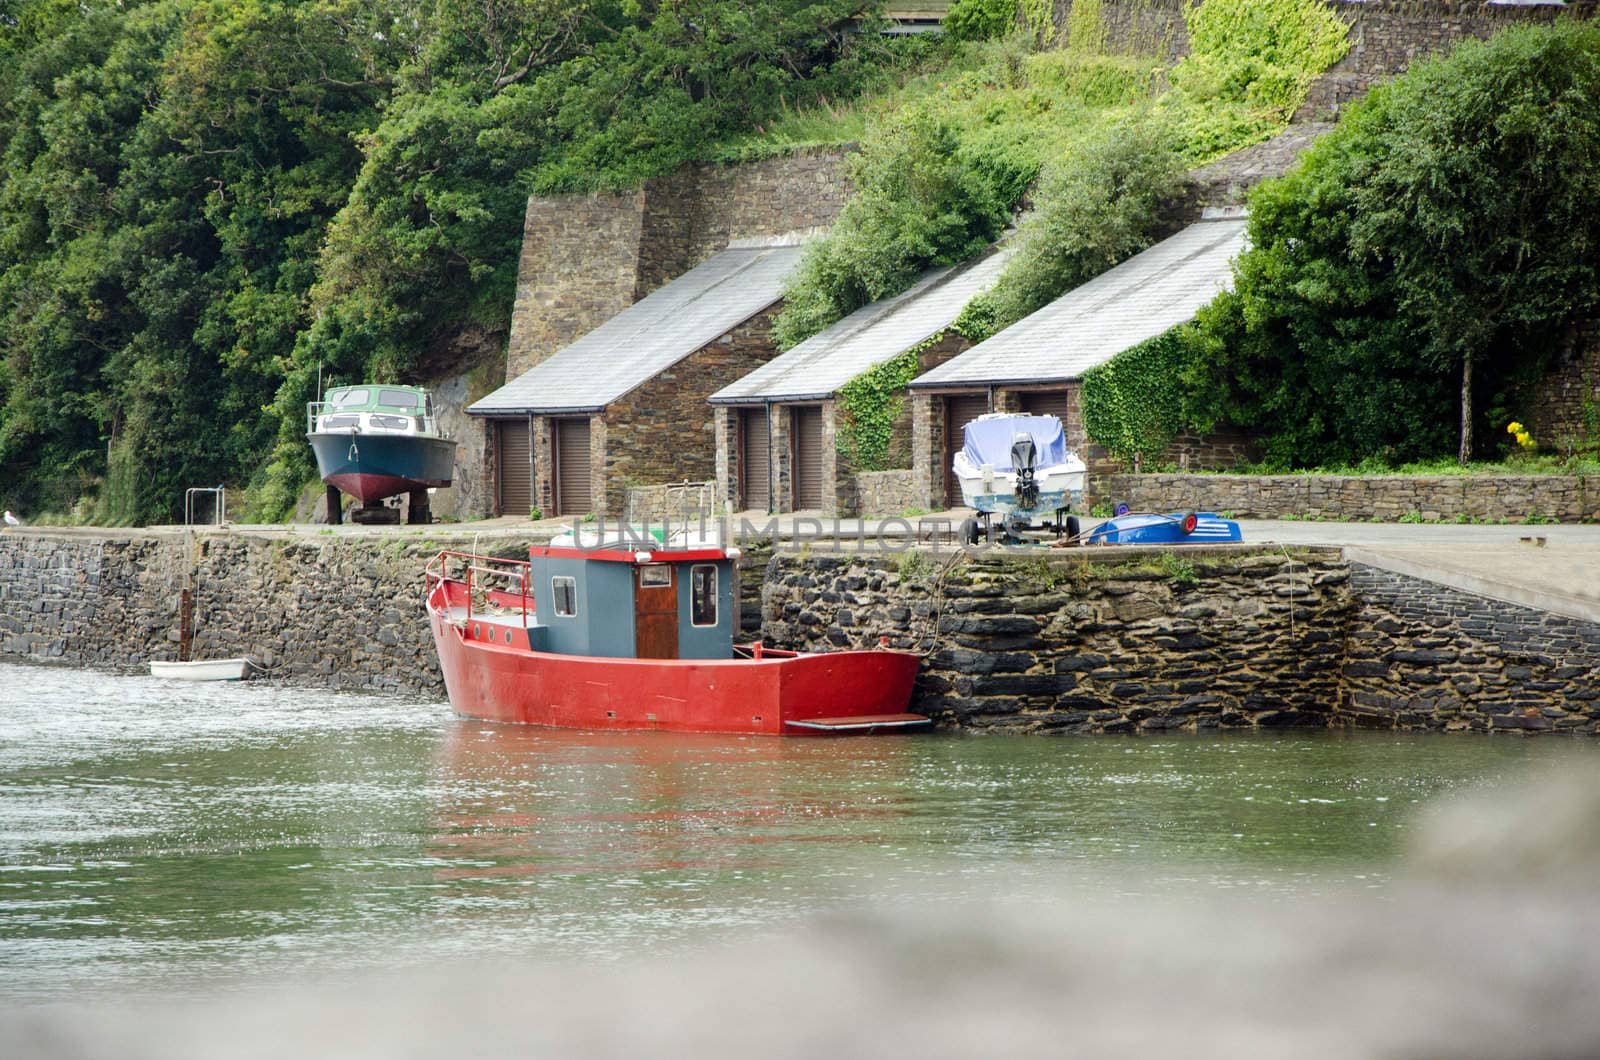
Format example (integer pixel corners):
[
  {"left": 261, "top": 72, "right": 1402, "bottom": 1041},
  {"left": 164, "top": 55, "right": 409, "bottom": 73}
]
[
  {"left": 835, "top": 342, "right": 931, "bottom": 471},
  {"left": 1080, "top": 328, "right": 1192, "bottom": 469}
]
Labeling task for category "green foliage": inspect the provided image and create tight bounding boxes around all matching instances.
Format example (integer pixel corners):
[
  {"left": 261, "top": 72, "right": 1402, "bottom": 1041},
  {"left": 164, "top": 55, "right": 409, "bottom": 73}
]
[
  {"left": 1162, "top": 0, "right": 1349, "bottom": 158},
  {"left": 956, "top": 118, "right": 1182, "bottom": 342},
  {"left": 0, "top": 0, "right": 905, "bottom": 523},
  {"left": 836, "top": 346, "right": 923, "bottom": 471},
  {"left": 1157, "top": 551, "right": 1196, "bottom": 587},
  {"left": 1080, "top": 329, "right": 1193, "bottom": 470},
  {"left": 1185, "top": 21, "right": 1600, "bottom": 468},
  {"left": 943, "top": 0, "right": 1017, "bottom": 43},
  {"left": 771, "top": 105, "right": 1023, "bottom": 348}
]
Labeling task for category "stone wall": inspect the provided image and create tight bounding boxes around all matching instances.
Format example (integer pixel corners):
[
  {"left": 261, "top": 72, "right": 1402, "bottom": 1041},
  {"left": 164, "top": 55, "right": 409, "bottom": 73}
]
[
  {"left": 1298, "top": 0, "right": 1589, "bottom": 119},
  {"left": 0, "top": 532, "right": 461, "bottom": 694},
  {"left": 1339, "top": 564, "right": 1600, "bottom": 732},
  {"left": 1105, "top": 473, "right": 1600, "bottom": 523},
  {"left": 506, "top": 192, "right": 647, "bottom": 382},
  {"left": 6, "top": 531, "right": 1598, "bottom": 735},
  {"left": 854, "top": 471, "right": 921, "bottom": 518},
  {"left": 505, "top": 148, "right": 851, "bottom": 383},
  {"left": 601, "top": 306, "right": 784, "bottom": 516},
  {"left": 1530, "top": 322, "right": 1600, "bottom": 455},
  {"left": 763, "top": 547, "right": 1354, "bottom": 732}
]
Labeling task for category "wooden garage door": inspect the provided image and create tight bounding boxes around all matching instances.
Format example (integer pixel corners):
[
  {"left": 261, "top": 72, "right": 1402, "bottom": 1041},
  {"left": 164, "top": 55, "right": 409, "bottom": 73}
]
[
  {"left": 741, "top": 408, "right": 770, "bottom": 512},
  {"left": 554, "top": 418, "right": 593, "bottom": 515},
  {"left": 792, "top": 406, "right": 824, "bottom": 511},
  {"left": 1020, "top": 390, "right": 1070, "bottom": 427},
  {"left": 944, "top": 393, "right": 991, "bottom": 508},
  {"left": 496, "top": 418, "right": 532, "bottom": 517}
]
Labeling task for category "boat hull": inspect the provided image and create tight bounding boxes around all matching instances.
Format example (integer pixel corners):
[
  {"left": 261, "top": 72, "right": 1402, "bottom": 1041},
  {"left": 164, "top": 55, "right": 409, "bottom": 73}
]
[
  {"left": 308, "top": 432, "right": 455, "bottom": 504},
  {"left": 427, "top": 583, "right": 923, "bottom": 737},
  {"left": 1085, "top": 512, "right": 1243, "bottom": 545},
  {"left": 150, "top": 658, "right": 251, "bottom": 681}
]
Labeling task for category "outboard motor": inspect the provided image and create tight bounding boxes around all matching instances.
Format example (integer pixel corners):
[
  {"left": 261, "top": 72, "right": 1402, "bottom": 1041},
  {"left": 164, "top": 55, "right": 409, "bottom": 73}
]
[{"left": 1010, "top": 433, "right": 1039, "bottom": 510}]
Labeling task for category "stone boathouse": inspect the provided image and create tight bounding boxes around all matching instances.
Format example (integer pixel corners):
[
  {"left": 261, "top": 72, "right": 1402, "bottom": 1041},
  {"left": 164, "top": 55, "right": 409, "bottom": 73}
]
[
  {"left": 907, "top": 213, "right": 1250, "bottom": 510},
  {"left": 708, "top": 248, "right": 1012, "bottom": 517},
  {"left": 468, "top": 242, "right": 804, "bottom": 518}
]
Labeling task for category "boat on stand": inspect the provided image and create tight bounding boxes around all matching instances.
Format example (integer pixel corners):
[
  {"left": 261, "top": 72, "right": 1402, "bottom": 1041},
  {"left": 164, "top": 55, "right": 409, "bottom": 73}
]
[
  {"left": 307, "top": 384, "right": 455, "bottom": 524},
  {"left": 423, "top": 531, "right": 928, "bottom": 736}
]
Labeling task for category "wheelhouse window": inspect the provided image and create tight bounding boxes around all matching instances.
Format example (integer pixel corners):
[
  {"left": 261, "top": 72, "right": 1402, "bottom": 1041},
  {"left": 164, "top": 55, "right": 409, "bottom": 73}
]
[
  {"left": 331, "top": 388, "right": 369, "bottom": 408},
  {"left": 690, "top": 565, "right": 717, "bottom": 627},
  {"left": 552, "top": 576, "right": 577, "bottom": 617},
  {"left": 640, "top": 565, "right": 672, "bottom": 588},
  {"left": 379, "top": 388, "right": 419, "bottom": 409}
]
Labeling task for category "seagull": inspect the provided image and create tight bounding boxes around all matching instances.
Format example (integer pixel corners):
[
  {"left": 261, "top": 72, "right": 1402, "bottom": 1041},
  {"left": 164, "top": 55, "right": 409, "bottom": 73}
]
[{"left": 4, "top": 511, "right": 20, "bottom": 526}]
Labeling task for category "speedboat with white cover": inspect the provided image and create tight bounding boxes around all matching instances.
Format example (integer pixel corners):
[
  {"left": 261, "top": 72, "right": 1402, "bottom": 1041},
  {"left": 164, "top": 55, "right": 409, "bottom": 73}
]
[{"left": 953, "top": 413, "right": 1086, "bottom": 542}]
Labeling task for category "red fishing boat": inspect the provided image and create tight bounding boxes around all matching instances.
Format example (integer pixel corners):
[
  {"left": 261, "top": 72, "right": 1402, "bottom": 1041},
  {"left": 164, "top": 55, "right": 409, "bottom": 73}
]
[{"left": 423, "top": 540, "right": 927, "bottom": 736}]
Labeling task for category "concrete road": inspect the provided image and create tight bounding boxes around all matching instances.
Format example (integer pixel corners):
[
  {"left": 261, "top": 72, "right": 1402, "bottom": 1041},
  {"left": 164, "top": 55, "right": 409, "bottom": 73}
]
[{"left": 1237, "top": 519, "right": 1600, "bottom": 624}]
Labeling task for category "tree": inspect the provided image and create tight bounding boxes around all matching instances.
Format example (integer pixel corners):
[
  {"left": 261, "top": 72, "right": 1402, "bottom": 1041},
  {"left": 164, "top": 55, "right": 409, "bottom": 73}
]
[
  {"left": 1347, "top": 23, "right": 1600, "bottom": 462},
  {"left": 1184, "top": 21, "right": 1600, "bottom": 467}
]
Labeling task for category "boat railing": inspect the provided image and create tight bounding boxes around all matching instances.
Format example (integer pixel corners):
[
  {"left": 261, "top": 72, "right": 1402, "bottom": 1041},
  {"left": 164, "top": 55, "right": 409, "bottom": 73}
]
[
  {"left": 425, "top": 550, "right": 532, "bottom": 626},
  {"left": 307, "top": 400, "right": 439, "bottom": 436}
]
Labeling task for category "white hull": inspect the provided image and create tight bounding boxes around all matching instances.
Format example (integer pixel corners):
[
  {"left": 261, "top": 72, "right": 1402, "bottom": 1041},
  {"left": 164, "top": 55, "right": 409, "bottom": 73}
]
[
  {"left": 953, "top": 456, "right": 1086, "bottom": 516},
  {"left": 149, "top": 658, "right": 252, "bottom": 681}
]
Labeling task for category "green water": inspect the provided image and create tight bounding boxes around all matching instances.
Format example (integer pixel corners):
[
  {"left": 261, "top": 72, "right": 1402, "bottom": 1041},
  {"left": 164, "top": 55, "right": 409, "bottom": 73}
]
[{"left": 0, "top": 660, "right": 1581, "bottom": 1003}]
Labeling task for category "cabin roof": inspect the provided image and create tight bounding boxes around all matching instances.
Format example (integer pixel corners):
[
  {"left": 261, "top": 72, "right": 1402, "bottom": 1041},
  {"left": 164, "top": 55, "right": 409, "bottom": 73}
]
[
  {"left": 708, "top": 246, "right": 1012, "bottom": 405},
  {"left": 909, "top": 216, "right": 1248, "bottom": 390},
  {"left": 468, "top": 244, "right": 805, "bottom": 416}
]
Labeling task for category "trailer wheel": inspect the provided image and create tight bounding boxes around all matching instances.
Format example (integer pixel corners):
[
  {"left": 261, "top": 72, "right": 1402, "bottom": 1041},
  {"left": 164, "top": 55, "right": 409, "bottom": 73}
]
[
  {"left": 1180, "top": 512, "right": 1199, "bottom": 535},
  {"left": 1065, "top": 515, "right": 1080, "bottom": 544},
  {"left": 960, "top": 517, "right": 982, "bottom": 546}
]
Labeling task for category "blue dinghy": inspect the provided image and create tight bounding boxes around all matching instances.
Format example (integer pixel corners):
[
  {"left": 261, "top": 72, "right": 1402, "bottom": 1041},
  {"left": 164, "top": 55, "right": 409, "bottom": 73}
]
[{"left": 1083, "top": 512, "right": 1242, "bottom": 546}]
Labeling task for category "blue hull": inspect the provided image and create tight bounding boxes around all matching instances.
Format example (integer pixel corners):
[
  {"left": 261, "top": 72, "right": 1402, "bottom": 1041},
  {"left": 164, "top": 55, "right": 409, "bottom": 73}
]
[
  {"left": 1085, "top": 512, "right": 1242, "bottom": 545},
  {"left": 308, "top": 432, "right": 455, "bottom": 504}
]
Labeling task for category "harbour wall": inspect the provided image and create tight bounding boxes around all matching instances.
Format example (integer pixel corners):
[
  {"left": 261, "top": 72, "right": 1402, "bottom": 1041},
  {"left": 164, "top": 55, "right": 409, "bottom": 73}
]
[
  {"left": 1105, "top": 473, "right": 1600, "bottom": 524},
  {"left": 1, "top": 531, "right": 1596, "bottom": 733}
]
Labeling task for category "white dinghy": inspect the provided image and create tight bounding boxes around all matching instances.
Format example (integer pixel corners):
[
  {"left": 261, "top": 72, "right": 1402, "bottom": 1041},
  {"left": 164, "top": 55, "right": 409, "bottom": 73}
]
[{"left": 149, "top": 658, "right": 253, "bottom": 681}]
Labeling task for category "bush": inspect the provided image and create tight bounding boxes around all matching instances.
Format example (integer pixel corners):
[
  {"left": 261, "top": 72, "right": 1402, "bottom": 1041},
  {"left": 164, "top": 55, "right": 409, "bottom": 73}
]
[
  {"left": 1183, "top": 21, "right": 1600, "bottom": 467},
  {"left": 771, "top": 105, "right": 1022, "bottom": 348},
  {"left": 943, "top": 0, "right": 1017, "bottom": 42},
  {"left": 955, "top": 117, "right": 1183, "bottom": 342}
]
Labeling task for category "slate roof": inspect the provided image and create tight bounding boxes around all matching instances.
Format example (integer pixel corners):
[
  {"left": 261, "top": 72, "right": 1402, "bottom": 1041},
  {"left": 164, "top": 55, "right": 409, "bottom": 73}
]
[
  {"left": 468, "top": 244, "right": 805, "bottom": 416},
  {"left": 909, "top": 217, "right": 1248, "bottom": 390},
  {"left": 709, "top": 247, "right": 1013, "bottom": 405}
]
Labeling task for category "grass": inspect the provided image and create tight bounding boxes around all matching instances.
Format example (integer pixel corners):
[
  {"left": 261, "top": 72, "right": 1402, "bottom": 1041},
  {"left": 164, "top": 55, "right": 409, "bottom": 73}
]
[{"left": 1207, "top": 453, "right": 1600, "bottom": 477}]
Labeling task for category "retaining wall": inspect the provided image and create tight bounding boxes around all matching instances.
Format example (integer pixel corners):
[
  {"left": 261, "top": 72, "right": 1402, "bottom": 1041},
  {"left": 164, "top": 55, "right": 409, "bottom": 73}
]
[
  {"left": 4, "top": 531, "right": 1596, "bottom": 734},
  {"left": 1104, "top": 473, "right": 1600, "bottom": 523},
  {"left": 1340, "top": 564, "right": 1600, "bottom": 732},
  {"left": 763, "top": 547, "right": 1356, "bottom": 733}
]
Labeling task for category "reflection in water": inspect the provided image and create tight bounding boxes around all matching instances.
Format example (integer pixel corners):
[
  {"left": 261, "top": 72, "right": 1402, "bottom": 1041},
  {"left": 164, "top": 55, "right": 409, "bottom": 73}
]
[{"left": 0, "top": 660, "right": 1591, "bottom": 1007}]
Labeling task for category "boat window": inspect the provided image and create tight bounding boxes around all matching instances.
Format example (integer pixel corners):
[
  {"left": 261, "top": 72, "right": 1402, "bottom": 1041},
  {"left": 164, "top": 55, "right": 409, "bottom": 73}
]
[
  {"left": 379, "top": 388, "right": 418, "bottom": 409},
  {"left": 690, "top": 565, "right": 717, "bottom": 627},
  {"left": 552, "top": 576, "right": 577, "bottom": 618},
  {"left": 368, "top": 413, "right": 411, "bottom": 431},
  {"left": 639, "top": 565, "right": 672, "bottom": 589},
  {"left": 331, "top": 388, "right": 369, "bottom": 407}
]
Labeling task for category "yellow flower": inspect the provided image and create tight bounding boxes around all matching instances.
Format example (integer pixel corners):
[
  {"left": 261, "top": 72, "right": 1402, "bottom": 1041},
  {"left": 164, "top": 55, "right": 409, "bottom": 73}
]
[
  {"left": 1506, "top": 421, "right": 1524, "bottom": 435},
  {"left": 1516, "top": 431, "right": 1534, "bottom": 449}
]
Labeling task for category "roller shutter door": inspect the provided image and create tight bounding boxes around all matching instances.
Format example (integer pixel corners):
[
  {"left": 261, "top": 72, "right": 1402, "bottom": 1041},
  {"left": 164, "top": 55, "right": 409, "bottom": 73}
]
[
  {"left": 944, "top": 393, "right": 991, "bottom": 508},
  {"left": 1020, "top": 390, "right": 1070, "bottom": 427},
  {"left": 741, "top": 408, "right": 770, "bottom": 512},
  {"left": 792, "top": 406, "right": 824, "bottom": 511},
  {"left": 496, "top": 418, "right": 532, "bottom": 517},
  {"left": 554, "top": 418, "right": 593, "bottom": 515}
]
